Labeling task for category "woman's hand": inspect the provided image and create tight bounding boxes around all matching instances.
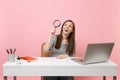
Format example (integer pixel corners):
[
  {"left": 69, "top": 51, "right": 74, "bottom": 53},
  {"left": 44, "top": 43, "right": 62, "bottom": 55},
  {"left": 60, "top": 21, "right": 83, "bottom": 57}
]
[
  {"left": 56, "top": 54, "right": 69, "bottom": 59},
  {"left": 43, "top": 27, "right": 56, "bottom": 51},
  {"left": 50, "top": 27, "right": 56, "bottom": 35}
]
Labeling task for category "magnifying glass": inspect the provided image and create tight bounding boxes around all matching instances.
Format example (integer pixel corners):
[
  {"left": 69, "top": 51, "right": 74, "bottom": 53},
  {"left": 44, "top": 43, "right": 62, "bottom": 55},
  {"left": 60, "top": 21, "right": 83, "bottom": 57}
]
[{"left": 53, "top": 19, "right": 61, "bottom": 28}]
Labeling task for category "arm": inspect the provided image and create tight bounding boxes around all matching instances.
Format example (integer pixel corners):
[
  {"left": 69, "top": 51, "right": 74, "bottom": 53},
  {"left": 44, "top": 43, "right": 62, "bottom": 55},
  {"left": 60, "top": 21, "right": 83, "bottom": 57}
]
[
  {"left": 56, "top": 52, "right": 76, "bottom": 59},
  {"left": 43, "top": 27, "right": 56, "bottom": 52}
]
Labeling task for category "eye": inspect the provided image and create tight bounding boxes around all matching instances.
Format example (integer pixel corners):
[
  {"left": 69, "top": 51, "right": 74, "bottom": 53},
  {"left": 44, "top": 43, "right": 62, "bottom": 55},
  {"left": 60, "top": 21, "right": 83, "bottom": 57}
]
[
  {"left": 69, "top": 25, "right": 73, "bottom": 28},
  {"left": 64, "top": 23, "right": 67, "bottom": 26}
]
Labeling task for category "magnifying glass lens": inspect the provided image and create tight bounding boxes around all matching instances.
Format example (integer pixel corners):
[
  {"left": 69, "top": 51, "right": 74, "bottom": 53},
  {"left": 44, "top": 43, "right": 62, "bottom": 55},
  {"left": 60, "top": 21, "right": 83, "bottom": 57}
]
[{"left": 53, "top": 20, "right": 61, "bottom": 28}]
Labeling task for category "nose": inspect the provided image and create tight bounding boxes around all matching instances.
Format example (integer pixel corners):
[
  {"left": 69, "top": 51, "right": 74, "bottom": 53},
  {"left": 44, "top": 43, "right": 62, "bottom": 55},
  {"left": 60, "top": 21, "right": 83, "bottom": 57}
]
[{"left": 66, "top": 26, "right": 69, "bottom": 29}]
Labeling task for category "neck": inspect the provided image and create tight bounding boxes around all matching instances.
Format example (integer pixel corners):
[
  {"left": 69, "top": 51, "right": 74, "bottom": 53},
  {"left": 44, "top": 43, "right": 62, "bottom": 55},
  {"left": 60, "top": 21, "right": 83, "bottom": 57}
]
[{"left": 62, "top": 33, "right": 68, "bottom": 39}]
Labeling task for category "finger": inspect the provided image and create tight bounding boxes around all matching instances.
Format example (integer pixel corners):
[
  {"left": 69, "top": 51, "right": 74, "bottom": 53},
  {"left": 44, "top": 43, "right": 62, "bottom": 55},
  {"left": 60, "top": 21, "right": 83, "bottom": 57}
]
[
  {"left": 50, "top": 27, "right": 56, "bottom": 35},
  {"left": 56, "top": 55, "right": 65, "bottom": 59}
]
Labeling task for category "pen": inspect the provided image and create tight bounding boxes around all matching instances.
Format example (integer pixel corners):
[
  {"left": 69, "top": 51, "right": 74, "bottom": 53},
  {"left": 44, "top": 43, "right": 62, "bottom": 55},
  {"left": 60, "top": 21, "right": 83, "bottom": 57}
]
[
  {"left": 6, "top": 49, "right": 9, "bottom": 54},
  {"left": 13, "top": 48, "right": 16, "bottom": 54},
  {"left": 10, "top": 48, "right": 12, "bottom": 54}
]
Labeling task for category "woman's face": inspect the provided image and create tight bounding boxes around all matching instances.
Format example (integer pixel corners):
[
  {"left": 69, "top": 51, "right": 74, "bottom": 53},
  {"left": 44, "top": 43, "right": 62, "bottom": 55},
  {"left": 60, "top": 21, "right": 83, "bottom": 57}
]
[{"left": 62, "top": 21, "right": 73, "bottom": 36}]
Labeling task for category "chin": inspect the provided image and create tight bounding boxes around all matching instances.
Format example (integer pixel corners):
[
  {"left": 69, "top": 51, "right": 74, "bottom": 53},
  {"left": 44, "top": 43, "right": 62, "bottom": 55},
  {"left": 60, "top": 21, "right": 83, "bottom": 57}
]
[{"left": 63, "top": 32, "right": 67, "bottom": 35}]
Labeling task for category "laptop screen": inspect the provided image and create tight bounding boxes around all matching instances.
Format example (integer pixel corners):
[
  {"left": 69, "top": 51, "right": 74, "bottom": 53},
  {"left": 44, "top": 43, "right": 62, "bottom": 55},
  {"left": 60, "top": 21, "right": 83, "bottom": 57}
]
[{"left": 83, "top": 42, "right": 114, "bottom": 64}]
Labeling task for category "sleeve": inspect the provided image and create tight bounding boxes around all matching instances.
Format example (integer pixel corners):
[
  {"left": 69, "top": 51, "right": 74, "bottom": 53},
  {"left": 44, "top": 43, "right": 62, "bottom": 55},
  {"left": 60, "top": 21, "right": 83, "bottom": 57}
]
[
  {"left": 49, "top": 36, "right": 57, "bottom": 50},
  {"left": 43, "top": 36, "right": 57, "bottom": 52}
]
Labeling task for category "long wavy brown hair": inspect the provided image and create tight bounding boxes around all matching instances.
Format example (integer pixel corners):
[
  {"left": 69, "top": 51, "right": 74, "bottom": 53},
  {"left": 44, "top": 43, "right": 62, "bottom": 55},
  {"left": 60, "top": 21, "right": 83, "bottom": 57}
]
[{"left": 55, "top": 20, "right": 75, "bottom": 56}]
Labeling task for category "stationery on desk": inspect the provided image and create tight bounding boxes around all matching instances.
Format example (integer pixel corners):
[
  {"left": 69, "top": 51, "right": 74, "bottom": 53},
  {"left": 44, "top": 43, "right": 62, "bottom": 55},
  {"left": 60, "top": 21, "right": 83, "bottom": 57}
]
[
  {"left": 6, "top": 48, "right": 16, "bottom": 54},
  {"left": 6, "top": 48, "right": 16, "bottom": 63},
  {"left": 20, "top": 56, "right": 37, "bottom": 62},
  {"left": 6, "top": 48, "right": 37, "bottom": 63}
]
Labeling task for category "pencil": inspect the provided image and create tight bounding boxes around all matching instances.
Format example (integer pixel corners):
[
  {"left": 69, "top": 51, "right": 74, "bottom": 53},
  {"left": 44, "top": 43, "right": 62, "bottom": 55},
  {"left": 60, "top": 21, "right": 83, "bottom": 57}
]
[
  {"left": 6, "top": 49, "right": 9, "bottom": 54},
  {"left": 13, "top": 48, "right": 16, "bottom": 54}
]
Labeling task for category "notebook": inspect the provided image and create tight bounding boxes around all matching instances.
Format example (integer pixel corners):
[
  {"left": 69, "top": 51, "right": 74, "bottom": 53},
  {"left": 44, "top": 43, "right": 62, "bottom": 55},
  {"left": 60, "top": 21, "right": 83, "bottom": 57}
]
[
  {"left": 21, "top": 56, "right": 37, "bottom": 62},
  {"left": 72, "top": 42, "right": 114, "bottom": 64}
]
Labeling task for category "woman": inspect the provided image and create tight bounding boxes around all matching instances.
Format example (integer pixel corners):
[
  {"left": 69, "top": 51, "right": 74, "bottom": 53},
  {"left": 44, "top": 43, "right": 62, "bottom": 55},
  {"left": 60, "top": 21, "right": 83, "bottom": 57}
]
[{"left": 43, "top": 20, "right": 75, "bottom": 80}]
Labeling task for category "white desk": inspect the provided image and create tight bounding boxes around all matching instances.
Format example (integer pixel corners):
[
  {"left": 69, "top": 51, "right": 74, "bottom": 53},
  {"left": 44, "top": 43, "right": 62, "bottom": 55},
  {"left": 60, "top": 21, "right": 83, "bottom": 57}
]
[{"left": 3, "top": 57, "right": 118, "bottom": 80}]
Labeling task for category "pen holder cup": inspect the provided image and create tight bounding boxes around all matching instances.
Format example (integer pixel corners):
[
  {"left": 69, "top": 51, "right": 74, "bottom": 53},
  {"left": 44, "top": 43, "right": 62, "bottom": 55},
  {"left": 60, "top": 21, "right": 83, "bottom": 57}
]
[{"left": 8, "top": 54, "right": 15, "bottom": 63}]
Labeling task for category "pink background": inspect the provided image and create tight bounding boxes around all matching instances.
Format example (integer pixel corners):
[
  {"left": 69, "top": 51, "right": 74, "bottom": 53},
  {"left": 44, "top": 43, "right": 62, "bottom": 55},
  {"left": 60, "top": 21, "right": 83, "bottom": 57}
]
[{"left": 0, "top": 0, "right": 120, "bottom": 80}]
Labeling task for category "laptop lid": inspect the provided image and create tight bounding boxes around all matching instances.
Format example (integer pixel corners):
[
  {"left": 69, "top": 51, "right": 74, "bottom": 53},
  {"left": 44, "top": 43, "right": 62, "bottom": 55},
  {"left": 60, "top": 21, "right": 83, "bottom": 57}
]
[{"left": 82, "top": 42, "right": 114, "bottom": 64}]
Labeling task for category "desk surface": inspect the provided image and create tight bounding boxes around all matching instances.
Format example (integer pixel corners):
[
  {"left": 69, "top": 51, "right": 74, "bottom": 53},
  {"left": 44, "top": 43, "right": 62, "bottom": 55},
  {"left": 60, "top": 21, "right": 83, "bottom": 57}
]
[
  {"left": 3, "top": 57, "right": 117, "bottom": 67},
  {"left": 3, "top": 57, "right": 118, "bottom": 76}
]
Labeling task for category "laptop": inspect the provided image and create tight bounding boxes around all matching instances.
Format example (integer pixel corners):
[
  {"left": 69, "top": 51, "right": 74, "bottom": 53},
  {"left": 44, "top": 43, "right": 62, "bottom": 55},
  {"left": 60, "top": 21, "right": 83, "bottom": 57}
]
[{"left": 72, "top": 42, "right": 114, "bottom": 64}]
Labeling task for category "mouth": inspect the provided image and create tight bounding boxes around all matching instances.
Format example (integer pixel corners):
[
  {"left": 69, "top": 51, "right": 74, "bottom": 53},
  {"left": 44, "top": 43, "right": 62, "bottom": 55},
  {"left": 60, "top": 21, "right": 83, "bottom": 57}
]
[{"left": 65, "top": 29, "right": 68, "bottom": 32}]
